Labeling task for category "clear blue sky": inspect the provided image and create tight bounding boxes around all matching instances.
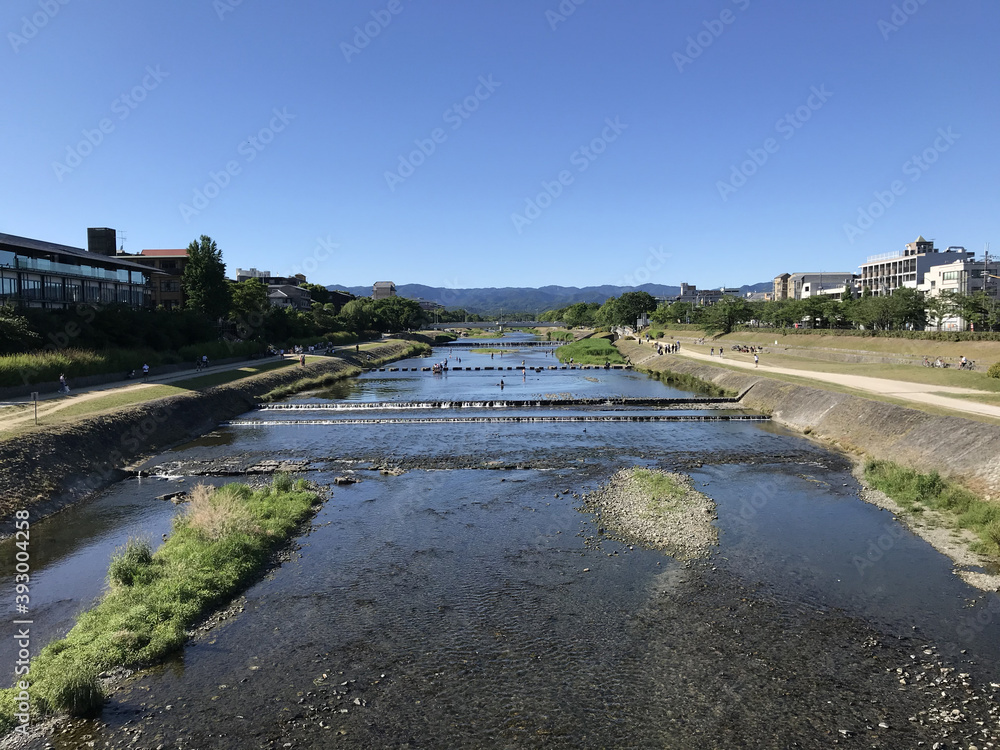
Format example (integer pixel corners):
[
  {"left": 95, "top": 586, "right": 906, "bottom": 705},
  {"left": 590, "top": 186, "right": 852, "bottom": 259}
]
[{"left": 4, "top": 0, "right": 998, "bottom": 290}]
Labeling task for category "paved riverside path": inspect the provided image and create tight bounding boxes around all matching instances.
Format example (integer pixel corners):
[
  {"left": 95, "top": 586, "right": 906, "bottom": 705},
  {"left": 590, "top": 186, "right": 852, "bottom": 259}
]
[
  {"left": 0, "top": 354, "right": 325, "bottom": 432},
  {"left": 628, "top": 341, "right": 1000, "bottom": 421}
]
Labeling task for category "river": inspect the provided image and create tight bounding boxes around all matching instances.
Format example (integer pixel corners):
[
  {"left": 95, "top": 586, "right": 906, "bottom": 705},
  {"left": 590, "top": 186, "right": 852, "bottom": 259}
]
[{"left": 4, "top": 333, "right": 1000, "bottom": 748}]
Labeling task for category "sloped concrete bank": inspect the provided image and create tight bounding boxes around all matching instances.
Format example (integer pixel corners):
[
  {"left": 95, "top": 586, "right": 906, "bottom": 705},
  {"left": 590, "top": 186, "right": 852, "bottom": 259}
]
[
  {"left": 0, "top": 341, "right": 419, "bottom": 527},
  {"left": 617, "top": 340, "right": 1000, "bottom": 497}
]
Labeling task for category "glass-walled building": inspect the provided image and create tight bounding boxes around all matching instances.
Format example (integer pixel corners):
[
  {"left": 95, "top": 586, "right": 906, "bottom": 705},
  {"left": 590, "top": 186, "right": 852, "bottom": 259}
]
[{"left": 0, "top": 232, "right": 155, "bottom": 310}]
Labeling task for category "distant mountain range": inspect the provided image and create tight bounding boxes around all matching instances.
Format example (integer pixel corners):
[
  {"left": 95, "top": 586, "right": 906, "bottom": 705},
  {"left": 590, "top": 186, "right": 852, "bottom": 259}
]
[{"left": 325, "top": 282, "right": 772, "bottom": 315}]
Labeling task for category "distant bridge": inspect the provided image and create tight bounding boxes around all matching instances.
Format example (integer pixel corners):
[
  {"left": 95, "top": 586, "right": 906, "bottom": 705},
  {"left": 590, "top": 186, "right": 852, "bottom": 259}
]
[{"left": 426, "top": 321, "right": 565, "bottom": 329}]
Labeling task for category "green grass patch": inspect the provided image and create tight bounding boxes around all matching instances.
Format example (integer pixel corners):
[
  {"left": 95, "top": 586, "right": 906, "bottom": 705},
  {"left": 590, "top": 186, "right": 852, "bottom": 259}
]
[
  {"left": 632, "top": 468, "right": 686, "bottom": 513},
  {"left": 260, "top": 366, "right": 361, "bottom": 403},
  {"left": 469, "top": 348, "right": 518, "bottom": 354},
  {"left": 647, "top": 370, "right": 734, "bottom": 398},
  {"left": 555, "top": 338, "right": 626, "bottom": 365},
  {"left": 259, "top": 342, "right": 430, "bottom": 402},
  {"left": 0, "top": 475, "right": 321, "bottom": 732},
  {"left": 864, "top": 459, "right": 1000, "bottom": 556},
  {"left": 168, "top": 360, "right": 294, "bottom": 389},
  {"left": 544, "top": 331, "right": 575, "bottom": 341},
  {"left": 3, "top": 362, "right": 298, "bottom": 431},
  {"left": 0, "top": 342, "right": 268, "bottom": 389}
]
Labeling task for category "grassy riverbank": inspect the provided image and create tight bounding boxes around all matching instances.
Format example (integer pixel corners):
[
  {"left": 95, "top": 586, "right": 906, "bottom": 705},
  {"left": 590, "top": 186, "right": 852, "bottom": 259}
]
[
  {"left": 864, "top": 460, "right": 1000, "bottom": 557},
  {"left": 0, "top": 475, "right": 321, "bottom": 733},
  {"left": 555, "top": 338, "right": 626, "bottom": 365},
  {"left": 0, "top": 342, "right": 266, "bottom": 389},
  {"left": 259, "top": 341, "right": 431, "bottom": 402}
]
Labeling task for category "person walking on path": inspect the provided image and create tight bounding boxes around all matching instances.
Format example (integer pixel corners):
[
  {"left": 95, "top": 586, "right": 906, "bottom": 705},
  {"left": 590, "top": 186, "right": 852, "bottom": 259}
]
[
  {"left": 142, "top": 363, "right": 149, "bottom": 382},
  {"left": 59, "top": 374, "right": 69, "bottom": 394},
  {"left": 299, "top": 353, "right": 306, "bottom": 367},
  {"left": 754, "top": 353, "right": 759, "bottom": 368}
]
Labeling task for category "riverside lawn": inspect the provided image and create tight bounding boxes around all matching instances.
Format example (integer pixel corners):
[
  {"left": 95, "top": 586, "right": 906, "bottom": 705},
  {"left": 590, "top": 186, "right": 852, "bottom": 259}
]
[
  {"left": 554, "top": 337, "right": 626, "bottom": 365},
  {"left": 0, "top": 475, "right": 321, "bottom": 734}
]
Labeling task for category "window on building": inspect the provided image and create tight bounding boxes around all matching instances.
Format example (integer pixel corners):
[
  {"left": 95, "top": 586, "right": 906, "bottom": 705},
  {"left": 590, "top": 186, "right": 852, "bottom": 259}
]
[
  {"left": 159, "top": 260, "right": 177, "bottom": 270},
  {"left": 65, "top": 279, "right": 82, "bottom": 303},
  {"left": 942, "top": 271, "right": 959, "bottom": 281},
  {"left": 44, "top": 278, "right": 63, "bottom": 301},
  {"left": 21, "top": 275, "right": 41, "bottom": 300},
  {"left": 85, "top": 281, "right": 101, "bottom": 302}
]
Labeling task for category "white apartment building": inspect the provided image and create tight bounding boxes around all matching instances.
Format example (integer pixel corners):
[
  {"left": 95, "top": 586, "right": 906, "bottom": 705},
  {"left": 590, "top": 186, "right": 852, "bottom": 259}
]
[
  {"left": 920, "top": 256, "right": 1000, "bottom": 330},
  {"left": 235, "top": 267, "right": 272, "bottom": 279},
  {"left": 857, "top": 236, "right": 972, "bottom": 296},
  {"left": 773, "top": 272, "right": 855, "bottom": 301}
]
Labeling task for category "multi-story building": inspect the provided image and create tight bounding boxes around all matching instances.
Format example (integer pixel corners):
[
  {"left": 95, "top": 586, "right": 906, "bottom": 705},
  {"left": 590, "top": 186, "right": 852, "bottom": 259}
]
[
  {"left": 235, "top": 269, "right": 307, "bottom": 286},
  {"left": 120, "top": 248, "right": 189, "bottom": 309},
  {"left": 373, "top": 281, "right": 396, "bottom": 299},
  {"left": 676, "top": 283, "right": 741, "bottom": 305},
  {"left": 919, "top": 255, "right": 1000, "bottom": 330},
  {"left": 267, "top": 284, "right": 312, "bottom": 311},
  {"left": 0, "top": 230, "right": 154, "bottom": 310},
  {"left": 235, "top": 267, "right": 271, "bottom": 280},
  {"left": 857, "top": 236, "right": 972, "bottom": 296},
  {"left": 773, "top": 272, "right": 855, "bottom": 301},
  {"left": 326, "top": 290, "right": 355, "bottom": 312},
  {"left": 921, "top": 257, "right": 1000, "bottom": 297}
]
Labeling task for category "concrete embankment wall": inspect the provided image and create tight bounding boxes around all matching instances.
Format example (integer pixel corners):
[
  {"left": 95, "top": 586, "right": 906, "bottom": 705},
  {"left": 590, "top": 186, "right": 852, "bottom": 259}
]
[
  {"left": 0, "top": 341, "right": 419, "bottom": 523},
  {"left": 617, "top": 340, "right": 1000, "bottom": 497}
]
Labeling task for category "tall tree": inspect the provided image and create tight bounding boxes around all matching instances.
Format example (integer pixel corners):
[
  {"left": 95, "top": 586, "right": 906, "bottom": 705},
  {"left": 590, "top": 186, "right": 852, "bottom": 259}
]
[
  {"left": 338, "top": 298, "right": 376, "bottom": 335},
  {"left": 372, "top": 297, "right": 424, "bottom": 332},
  {"left": 597, "top": 292, "right": 659, "bottom": 328},
  {"left": 182, "top": 235, "right": 231, "bottom": 320},
  {"left": 229, "top": 278, "right": 269, "bottom": 322},
  {"left": 702, "top": 295, "right": 752, "bottom": 334}
]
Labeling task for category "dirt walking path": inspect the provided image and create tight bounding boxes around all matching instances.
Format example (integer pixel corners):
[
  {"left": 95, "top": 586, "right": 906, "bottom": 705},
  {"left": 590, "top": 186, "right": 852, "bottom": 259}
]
[
  {"left": 0, "top": 355, "right": 323, "bottom": 431},
  {"left": 630, "top": 341, "right": 1000, "bottom": 421}
]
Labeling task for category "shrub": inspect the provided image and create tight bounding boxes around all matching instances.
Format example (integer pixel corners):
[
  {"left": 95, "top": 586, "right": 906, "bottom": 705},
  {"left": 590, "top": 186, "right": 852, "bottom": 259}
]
[
  {"left": 988, "top": 362, "right": 1000, "bottom": 379},
  {"left": 986, "top": 520, "right": 1000, "bottom": 550},
  {"left": 108, "top": 538, "right": 154, "bottom": 587},
  {"left": 183, "top": 483, "right": 259, "bottom": 541},
  {"left": 35, "top": 664, "right": 104, "bottom": 718},
  {"left": 272, "top": 472, "right": 293, "bottom": 493}
]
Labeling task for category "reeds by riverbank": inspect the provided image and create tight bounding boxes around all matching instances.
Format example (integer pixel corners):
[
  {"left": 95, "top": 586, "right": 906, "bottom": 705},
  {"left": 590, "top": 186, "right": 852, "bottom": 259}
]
[
  {"left": 0, "top": 475, "right": 321, "bottom": 734},
  {"left": 864, "top": 459, "right": 1000, "bottom": 556}
]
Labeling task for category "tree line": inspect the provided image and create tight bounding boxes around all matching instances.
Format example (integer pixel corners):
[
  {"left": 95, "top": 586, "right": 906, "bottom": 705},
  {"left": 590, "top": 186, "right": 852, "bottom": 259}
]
[{"left": 540, "top": 287, "right": 1000, "bottom": 335}]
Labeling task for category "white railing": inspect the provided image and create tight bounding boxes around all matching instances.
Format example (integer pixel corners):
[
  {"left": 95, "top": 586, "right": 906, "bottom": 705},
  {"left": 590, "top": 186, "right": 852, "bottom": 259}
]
[{"left": 864, "top": 251, "right": 902, "bottom": 263}]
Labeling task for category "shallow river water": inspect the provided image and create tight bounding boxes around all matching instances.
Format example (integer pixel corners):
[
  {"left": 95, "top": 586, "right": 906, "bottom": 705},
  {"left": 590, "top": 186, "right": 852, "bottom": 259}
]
[{"left": 5, "top": 334, "right": 1000, "bottom": 748}]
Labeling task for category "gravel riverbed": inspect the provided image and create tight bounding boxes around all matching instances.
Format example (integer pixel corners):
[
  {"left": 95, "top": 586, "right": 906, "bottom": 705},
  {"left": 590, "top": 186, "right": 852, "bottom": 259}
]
[{"left": 581, "top": 467, "right": 718, "bottom": 559}]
